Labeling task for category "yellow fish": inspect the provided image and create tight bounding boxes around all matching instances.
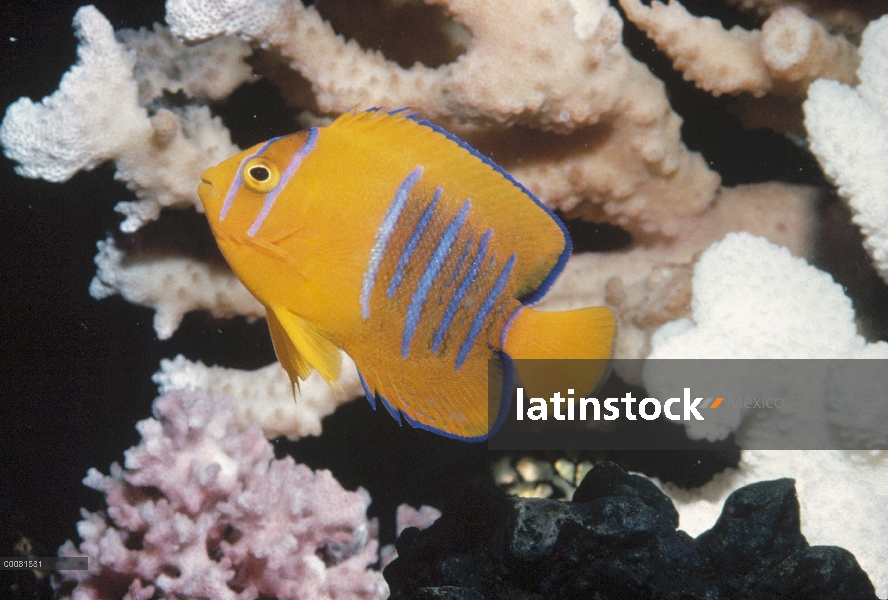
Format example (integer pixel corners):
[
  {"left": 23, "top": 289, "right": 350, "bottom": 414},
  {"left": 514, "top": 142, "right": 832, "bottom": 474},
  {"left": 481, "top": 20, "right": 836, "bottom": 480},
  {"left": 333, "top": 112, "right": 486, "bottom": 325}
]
[{"left": 198, "top": 109, "right": 615, "bottom": 440}]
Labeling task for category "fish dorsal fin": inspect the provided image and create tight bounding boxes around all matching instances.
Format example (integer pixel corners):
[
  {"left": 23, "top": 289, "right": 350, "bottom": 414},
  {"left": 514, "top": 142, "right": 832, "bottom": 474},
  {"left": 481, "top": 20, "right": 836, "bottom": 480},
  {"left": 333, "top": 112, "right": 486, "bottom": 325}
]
[{"left": 266, "top": 306, "right": 342, "bottom": 391}]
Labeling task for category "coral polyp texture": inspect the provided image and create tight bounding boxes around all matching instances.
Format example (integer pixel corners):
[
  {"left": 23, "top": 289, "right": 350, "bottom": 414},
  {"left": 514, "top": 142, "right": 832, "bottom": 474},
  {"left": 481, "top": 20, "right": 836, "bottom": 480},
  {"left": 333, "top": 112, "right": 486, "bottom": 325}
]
[
  {"left": 804, "top": 15, "right": 888, "bottom": 284},
  {"left": 55, "top": 392, "right": 388, "bottom": 600}
]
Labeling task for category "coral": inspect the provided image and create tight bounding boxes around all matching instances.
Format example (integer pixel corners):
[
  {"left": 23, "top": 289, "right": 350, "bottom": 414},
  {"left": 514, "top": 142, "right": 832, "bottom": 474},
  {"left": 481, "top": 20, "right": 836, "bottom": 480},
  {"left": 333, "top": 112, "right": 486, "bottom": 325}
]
[
  {"left": 620, "top": 0, "right": 859, "bottom": 98},
  {"left": 647, "top": 232, "right": 888, "bottom": 360},
  {"left": 55, "top": 391, "right": 388, "bottom": 600},
  {"left": 89, "top": 238, "right": 263, "bottom": 341},
  {"left": 394, "top": 505, "right": 442, "bottom": 537},
  {"left": 384, "top": 462, "right": 878, "bottom": 599},
  {"left": 0, "top": 5, "right": 246, "bottom": 232},
  {"left": 619, "top": 0, "right": 869, "bottom": 133},
  {"left": 644, "top": 233, "right": 888, "bottom": 442},
  {"left": 804, "top": 15, "right": 888, "bottom": 284},
  {"left": 118, "top": 23, "right": 255, "bottom": 106},
  {"left": 379, "top": 504, "right": 443, "bottom": 568},
  {"left": 153, "top": 353, "right": 362, "bottom": 440},
  {"left": 719, "top": 0, "right": 885, "bottom": 39}
]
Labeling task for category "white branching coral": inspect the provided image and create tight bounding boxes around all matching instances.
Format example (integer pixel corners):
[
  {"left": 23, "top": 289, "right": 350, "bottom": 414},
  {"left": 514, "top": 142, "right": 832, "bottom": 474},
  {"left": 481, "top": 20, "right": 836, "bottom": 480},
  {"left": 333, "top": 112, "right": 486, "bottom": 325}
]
[
  {"left": 153, "top": 353, "right": 362, "bottom": 440},
  {"left": 90, "top": 238, "right": 263, "bottom": 340},
  {"left": 804, "top": 15, "right": 888, "bottom": 284},
  {"left": 1, "top": 6, "right": 148, "bottom": 183},
  {"left": 620, "top": 0, "right": 859, "bottom": 98},
  {"left": 647, "top": 232, "right": 885, "bottom": 360},
  {"left": 0, "top": 5, "right": 246, "bottom": 233},
  {"left": 645, "top": 232, "right": 888, "bottom": 444}
]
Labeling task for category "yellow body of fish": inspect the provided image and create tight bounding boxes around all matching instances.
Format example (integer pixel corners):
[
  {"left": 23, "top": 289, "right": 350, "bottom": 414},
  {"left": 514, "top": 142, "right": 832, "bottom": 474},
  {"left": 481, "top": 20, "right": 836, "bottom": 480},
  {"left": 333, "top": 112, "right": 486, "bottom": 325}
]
[{"left": 198, "top": 109, "right": 615, "bottom": 440}]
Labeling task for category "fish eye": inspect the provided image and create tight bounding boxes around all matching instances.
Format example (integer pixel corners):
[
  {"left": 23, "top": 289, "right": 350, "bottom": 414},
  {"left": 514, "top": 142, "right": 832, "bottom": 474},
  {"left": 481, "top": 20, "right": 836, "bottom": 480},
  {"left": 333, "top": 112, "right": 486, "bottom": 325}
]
[{"left": 242, "top": 157, "right": 281, "bottom": 193}]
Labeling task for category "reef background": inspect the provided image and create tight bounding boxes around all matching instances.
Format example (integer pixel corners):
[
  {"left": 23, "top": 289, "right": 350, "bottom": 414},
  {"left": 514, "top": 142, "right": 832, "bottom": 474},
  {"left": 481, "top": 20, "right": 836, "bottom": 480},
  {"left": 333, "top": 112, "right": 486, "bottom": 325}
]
[
  {"left": 1, "top": 4, "right": 166, "bottom": 597},
  {"left": 2, "top": 1, "right": 887, "bottom": 599},
  {"left": 1, "top": 6, "right": 488, "bottom": 589}
]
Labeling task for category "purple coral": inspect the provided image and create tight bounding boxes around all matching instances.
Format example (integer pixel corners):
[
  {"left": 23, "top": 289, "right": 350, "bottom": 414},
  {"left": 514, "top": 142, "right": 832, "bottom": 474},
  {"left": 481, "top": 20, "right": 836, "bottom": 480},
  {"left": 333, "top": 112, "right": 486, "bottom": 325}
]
[{"left": 55, "top": 392, "right": 388, "bottom": 600}]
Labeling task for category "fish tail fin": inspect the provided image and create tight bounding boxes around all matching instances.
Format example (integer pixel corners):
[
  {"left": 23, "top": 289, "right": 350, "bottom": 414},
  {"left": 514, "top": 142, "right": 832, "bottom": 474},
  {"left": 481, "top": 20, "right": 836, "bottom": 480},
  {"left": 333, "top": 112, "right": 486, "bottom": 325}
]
[{"left": 503, "top": 306, "right": 615, "bottom": 397}]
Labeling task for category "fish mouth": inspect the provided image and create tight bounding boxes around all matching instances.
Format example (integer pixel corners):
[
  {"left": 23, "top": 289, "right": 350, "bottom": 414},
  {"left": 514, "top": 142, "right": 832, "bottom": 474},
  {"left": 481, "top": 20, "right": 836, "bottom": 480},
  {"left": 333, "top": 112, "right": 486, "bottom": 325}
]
[{"left": 198, "top": 178, "right": 214, "bottom": 197}]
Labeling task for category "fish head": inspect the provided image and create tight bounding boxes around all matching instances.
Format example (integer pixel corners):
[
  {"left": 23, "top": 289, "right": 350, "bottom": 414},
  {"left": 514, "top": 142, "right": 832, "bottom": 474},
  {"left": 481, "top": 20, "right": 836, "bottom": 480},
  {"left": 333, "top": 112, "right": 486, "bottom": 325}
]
[
  {"left": 197, "top": 131, "right": 316, "bottom": 302},
  {"left": 198, "top": 131, "right": 315, "bottom": 244}
]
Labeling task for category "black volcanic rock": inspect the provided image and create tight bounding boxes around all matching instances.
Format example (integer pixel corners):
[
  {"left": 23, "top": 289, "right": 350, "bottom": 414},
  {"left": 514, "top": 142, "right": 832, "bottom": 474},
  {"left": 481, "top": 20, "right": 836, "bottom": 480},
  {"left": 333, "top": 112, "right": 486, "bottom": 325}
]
[{"left": 384, "top": 462, "right": 877, "bottom": 600}]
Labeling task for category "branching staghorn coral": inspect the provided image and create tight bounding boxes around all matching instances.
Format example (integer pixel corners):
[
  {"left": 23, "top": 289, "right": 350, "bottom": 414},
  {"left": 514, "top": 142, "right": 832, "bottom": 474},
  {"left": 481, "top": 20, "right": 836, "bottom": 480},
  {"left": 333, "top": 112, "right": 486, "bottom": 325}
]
[
  {"left": 620, "top": 0, "right": 860, "bottom": 98},
  {"left": 0, "top": 0, "right": 849, "bottom": 439},
  {"left": 619, "top": 0, "right": 863, "bottom": 133},
  {"left": 718, "top": 0, "right": 885, "bottom": 39}
]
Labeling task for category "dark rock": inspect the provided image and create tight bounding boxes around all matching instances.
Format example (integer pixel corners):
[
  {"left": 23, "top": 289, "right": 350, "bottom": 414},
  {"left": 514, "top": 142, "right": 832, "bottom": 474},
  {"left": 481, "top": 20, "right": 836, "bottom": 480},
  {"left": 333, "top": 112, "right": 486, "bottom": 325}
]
[
  {"left": 572, "top": 459, "right": 679, "bottom": 528},
  {"left": 384, "top": 462, "right": 878, "bottom": 600},
  {"left": 508, "top": 498, "right": 578, "bottom": 561},
  {"left": 751, "top": 546, "right": 878, "bottom": 600},
  {"left": 696, "top": 478, "right": 807, "bottom": 596},
  {"left": 412, "top": 586, "right": 486, "bottom": 600}
]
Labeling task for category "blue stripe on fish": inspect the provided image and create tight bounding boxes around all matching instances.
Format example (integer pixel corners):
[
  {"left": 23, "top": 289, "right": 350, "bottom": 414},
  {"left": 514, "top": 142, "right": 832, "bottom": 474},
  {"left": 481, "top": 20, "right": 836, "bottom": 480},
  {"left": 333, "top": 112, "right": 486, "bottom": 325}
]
[
  {"left": 357, "top": 371, "right": 376, "bottom": 410},
  {"left": 432, "top": 229, "right": 493, "bottom": 353},
  {"left": 413, "top": 117, "right": 571, "bottom": 305},
  {"left": 248, "top": 128, "right": 318, "bottom": 237},
  {"left": 455, "top": 253, "right": 516, "bottom": 370},
  {"left": 448, "top": 237, "right": 473, "bottom": 287},
  {"left": 379, "top": 391, "right": 403, "bottom": 425},
  {"left": 219, "top": 138, "right": 279, "bottom": 222},
  {"left": 401, "top": 199, "right": 471, "bottom": 358},
  {"left": 387, "top": 188, "right": 441, "bottom": 298},
  {"left": 361, "top": 166, "right": 423, "bottom": 319}
]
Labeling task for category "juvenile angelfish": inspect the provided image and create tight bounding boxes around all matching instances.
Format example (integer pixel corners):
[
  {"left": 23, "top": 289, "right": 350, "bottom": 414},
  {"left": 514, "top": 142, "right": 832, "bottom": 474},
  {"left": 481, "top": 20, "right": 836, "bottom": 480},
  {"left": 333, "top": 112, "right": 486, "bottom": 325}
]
[{"left": 198, "top": 109, "right": 615, "bottom": 440}]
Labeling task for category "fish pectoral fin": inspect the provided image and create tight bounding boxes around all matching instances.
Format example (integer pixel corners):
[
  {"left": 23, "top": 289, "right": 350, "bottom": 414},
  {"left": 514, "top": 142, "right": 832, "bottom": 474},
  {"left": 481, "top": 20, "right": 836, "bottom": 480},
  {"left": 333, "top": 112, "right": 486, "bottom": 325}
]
[{"left": 266, "top": 306, "right": 342, "bottom": 393}]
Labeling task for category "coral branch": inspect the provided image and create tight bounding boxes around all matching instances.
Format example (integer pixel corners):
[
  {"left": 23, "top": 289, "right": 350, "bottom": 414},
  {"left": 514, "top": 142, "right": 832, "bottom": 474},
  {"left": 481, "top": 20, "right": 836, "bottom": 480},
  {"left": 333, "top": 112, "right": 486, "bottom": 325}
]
[
  {"left": 805, "top": 15, "right": 888, "bottom": 283},
  {"left": 153, "top": 354, "right": 362, "bottom": 440},
  {"left": 619, "top": 0, "right": 859, "bottom": 99},
  {"left": 89, "top": 238, "right": 262, "bottom": 340},
  {"left": 55, "top": 392, "right": 388, "bottom": 600},
  {"left": 0, "top": 6, "right": 247, "bottom": 232}
]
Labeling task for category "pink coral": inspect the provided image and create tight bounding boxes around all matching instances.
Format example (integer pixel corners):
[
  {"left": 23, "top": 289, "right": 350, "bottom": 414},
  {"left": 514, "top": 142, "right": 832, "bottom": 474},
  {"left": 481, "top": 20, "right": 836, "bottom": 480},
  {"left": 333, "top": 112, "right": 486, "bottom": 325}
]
[{"left": 55, "top": 392, "right": 387, "bottom": 600}]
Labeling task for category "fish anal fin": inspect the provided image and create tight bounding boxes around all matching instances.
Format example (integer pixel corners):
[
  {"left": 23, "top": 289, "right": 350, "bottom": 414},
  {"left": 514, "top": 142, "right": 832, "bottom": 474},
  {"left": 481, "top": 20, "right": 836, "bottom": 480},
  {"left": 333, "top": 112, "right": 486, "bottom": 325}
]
[
  {"left": 266, "top": 306, "right": 342, "bottom": 393},
  {"left": 503, "top": 306, "right": 615, "bottom": 399},
  {"left": 355, "top": 356, "right": 496, "bottom": 441}
]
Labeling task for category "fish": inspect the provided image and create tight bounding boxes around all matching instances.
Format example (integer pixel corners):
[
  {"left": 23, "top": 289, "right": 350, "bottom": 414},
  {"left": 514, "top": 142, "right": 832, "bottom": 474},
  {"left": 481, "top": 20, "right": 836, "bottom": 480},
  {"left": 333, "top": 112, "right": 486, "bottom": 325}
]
[{"left": 197, "top": 109, "right": 615, "bottom": 440}]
